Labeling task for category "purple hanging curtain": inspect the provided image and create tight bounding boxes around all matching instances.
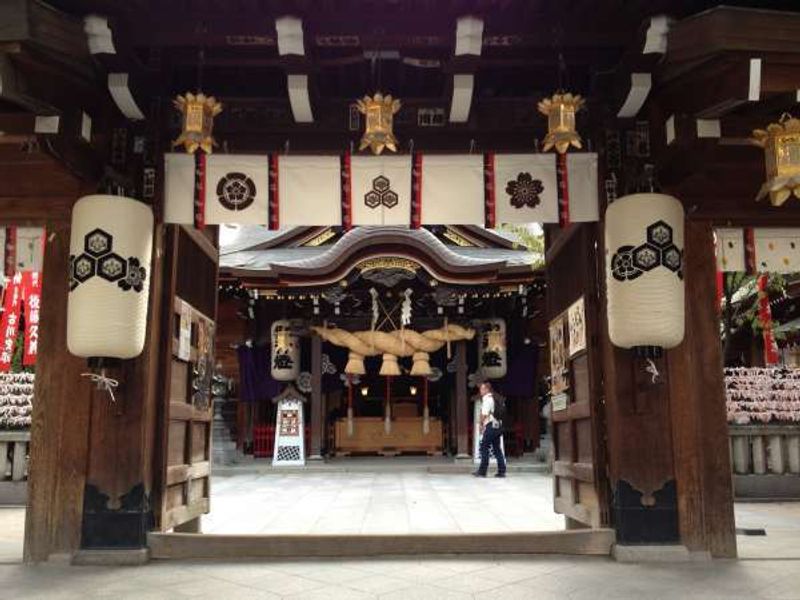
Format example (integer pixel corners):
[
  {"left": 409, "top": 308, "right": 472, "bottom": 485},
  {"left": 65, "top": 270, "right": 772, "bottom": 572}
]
[
  {"left": 238, "top": 344, "right": 281, "bottom": 403},
  {"left": 502, "top": 343, "right": 538, "bottom": 397}
]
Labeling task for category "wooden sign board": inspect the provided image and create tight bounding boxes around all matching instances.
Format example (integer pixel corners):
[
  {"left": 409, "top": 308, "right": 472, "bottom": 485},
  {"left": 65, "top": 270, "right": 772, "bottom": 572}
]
[
  {"left": 568, "top": 296, "right": 587, "bottom": 357},
  {"left": 549, "top": 315, "right": 568, "bottom": 394}
]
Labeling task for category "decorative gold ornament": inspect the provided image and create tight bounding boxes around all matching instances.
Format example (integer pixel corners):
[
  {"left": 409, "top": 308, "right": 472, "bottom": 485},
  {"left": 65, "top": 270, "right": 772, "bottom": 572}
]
[
  {"left": 537, "top": 92, "right": 585, "bottom": 154},
  {"left": 356, "top": 257, "right": 419, "bottom": 273},
  {"left": 751, "top": 114, "right": 800, "bottom": 206},
  {"left": 172, "top": 92, "right": 223, "bottom": 154},
  {"left": 355, "top": 92, "right": 401, "bottom": 155}
]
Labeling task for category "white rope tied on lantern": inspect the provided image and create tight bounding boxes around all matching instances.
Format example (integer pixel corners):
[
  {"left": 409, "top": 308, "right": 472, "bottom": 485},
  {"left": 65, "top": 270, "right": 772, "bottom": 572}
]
[
  {"left": 423, "top": 405, "right": 430, "bottom": 434},
  {"left": 81, "top": 371, "right": 120, "bottom": 403},
  {"left": 645, "top": 358, "right": 660, "bottom": 384}
]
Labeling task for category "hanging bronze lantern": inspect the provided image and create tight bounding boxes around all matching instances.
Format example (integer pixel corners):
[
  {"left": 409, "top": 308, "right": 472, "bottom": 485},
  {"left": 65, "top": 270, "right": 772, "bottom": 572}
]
[
  {"left": 751, "top": 114, "right": 800, "bottom": 206},
  {"left": 172, "top": 92, "right": 223, "bottom": 154},
  {"left": 537, "top": 92, "right": 585, "bottom": 154},
  {"left": 356, "top": 92, "right": 401, "bottom": 155}
]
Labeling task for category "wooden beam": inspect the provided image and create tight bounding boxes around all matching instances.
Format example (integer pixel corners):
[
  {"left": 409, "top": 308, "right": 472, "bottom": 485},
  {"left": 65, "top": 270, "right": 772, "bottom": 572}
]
[{"left": 0, "top": 196, "right": 75, "bottom": 223}]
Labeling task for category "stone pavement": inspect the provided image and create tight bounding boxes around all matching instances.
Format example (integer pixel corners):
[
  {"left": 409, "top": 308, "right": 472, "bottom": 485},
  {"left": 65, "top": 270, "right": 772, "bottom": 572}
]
[
  {"left": 204, "top": 471, "right": 564, "bottom": 534},
  {"left": 1, "top": 554, "right": 800, "bottom": 599},
  {"left": 735, "top": 501, "right": 800, "bottom": 560}
]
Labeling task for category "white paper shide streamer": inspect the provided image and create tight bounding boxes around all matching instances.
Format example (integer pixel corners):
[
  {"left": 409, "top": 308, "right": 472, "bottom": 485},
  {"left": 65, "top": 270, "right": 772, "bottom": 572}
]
[
  {"left": 605, "top": 193, "right": 685, "bottom": 354},
  {"left": 67, "top": 195, "right": 154, "bottom": 361}
]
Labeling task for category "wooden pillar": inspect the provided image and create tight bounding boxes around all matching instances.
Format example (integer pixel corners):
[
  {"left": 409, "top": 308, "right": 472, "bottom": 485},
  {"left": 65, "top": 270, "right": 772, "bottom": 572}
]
[
  {"left": 77, "top": 225, "right": 165, "bottom": 550},
  {"left": 667, "top": 220, "right": 737, "bottom": 557},
  {"left": 25, "top": 220, "right": 92, "bottom": 562},
  {"left": 455, "top": 340, "right": 469, "bottom": 458},
  {"left": 309, "top": 334, "right": 323, "bottom": 459}
]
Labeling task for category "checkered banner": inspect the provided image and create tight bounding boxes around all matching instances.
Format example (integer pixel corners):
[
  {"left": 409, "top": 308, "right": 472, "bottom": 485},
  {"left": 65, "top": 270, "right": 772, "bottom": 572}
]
[{"left": 163, "top": 152, "right": 599, "bottom": 228}]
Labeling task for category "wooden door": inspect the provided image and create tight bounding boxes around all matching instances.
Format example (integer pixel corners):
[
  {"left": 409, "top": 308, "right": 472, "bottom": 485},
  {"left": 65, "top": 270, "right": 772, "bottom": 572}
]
[
  {"left": 546, "top": 224, "right": 609, "bottom": 529},
  {"left": 155, "top": 226, "right": 219, "bottom": 531}
]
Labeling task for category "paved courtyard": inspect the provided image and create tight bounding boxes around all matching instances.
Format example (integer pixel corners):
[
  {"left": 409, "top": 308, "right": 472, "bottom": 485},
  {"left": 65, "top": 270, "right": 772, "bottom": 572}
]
[
  {"left": 1, "top": 471, "right": 799, "bottom": 598},
  {"left": 204, "top": 470, "right": 563, "bottom": 534},
  {"left": 2, "top": 553, "right": 800, "bottom": 599}
]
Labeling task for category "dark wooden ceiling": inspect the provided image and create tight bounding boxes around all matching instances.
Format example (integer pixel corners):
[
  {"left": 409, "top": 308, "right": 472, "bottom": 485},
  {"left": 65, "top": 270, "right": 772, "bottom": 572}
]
[{"left": 44, "top": 0, "right": 800, "bottom": 105}]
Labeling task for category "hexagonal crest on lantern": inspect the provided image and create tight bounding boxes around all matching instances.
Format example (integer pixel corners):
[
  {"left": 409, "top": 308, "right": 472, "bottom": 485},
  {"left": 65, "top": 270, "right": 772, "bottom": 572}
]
[
  {"left": 73, "top": 253, "right": 96, "bottom": 283},
  {"left": 646, "top": 221, "right": 673, "bottom": 248},
  {"left": 97, "top": 253, "right": 127, "bottom": 282},
  {"left": 632, "top": 243, "right": 661, "bottom": 272},
  {"left": 382, "top": 190, "right": 399, "bottom": 208},
  {"left": 84, "top": 229, "right": 113, "bottom": 257},
  {"left": 364, "top": 190, "right": 381, "bottom": 208},
  {"left": 373, "top": 176, "right": 390, "bottom": 193},
  {"left": 662, "top": 245, "right": 682, "bottom": 273}
]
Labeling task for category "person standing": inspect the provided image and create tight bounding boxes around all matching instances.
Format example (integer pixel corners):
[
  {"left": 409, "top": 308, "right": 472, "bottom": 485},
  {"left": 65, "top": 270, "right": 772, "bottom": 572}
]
[{"left": 473, "top": 381, "right": 507, "bottom": 478}]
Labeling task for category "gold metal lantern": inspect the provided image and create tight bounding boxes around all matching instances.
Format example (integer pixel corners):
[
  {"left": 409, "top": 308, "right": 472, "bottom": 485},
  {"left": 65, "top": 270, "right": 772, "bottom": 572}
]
[
  {"left": 752, "top": 114, "right": 800, "bottom": 206},
  {"left": 172, "top": 92, "right": 223, "bottom": 154},
  {"left": 356, "top": 92, "right": 401, "bottom": 155},
  {"left": 538, "top": 92, "right": 585, "bottom": 154}
]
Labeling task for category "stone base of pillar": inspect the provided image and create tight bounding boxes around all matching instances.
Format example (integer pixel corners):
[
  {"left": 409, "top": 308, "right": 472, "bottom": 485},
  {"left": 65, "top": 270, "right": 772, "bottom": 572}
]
[
  {"left": 72, "top": 548, "right": 150, "bottom": 566},
  {"left": 613, "top": 544, "right": 710, "bottom": 563}
]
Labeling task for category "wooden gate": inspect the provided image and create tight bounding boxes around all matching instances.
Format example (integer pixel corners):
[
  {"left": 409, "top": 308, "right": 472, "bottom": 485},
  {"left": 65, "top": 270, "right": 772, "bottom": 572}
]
[
  {"left": 155, "top": 226, "right": 219, "bottom": 532},
  {"left": 546, "top": 224, "right": 609, "bottom": 528}
]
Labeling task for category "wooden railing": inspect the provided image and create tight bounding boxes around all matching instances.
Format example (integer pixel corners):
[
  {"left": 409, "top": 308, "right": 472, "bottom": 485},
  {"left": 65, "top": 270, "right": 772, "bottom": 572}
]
[{"left": 729, "top": 425, "right": 800, "bottom": 499}]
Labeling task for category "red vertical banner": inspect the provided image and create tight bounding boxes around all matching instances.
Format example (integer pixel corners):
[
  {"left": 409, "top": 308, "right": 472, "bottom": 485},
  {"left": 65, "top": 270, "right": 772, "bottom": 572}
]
[
  {"left": 757, "top": 274, "right": 780, "bottom": 366},
  {"left": 557, "top": 152, "right": 571, "bottom": 228},
  {"left": 0, "top": 272, "right": 23, "bottom": 372},
  {"left": 411, "top": 153, "right": 422, "bottom": 229},
  {"left": 484, "top": 152, "right": 496, "bottom": 229},
  {"left": 23, "top": 271, "right": 41, "bottom": 366},
  {"left": 341, "top": 151, "right": 352, "bottom": 230},
  {"left": 269, "top": 153, "right": 280, "bottom": 230}
]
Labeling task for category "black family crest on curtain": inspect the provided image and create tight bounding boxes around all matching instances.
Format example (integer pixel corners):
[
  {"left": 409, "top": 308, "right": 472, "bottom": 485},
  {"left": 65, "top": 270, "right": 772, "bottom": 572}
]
[
  {"left": 68, "top": 229, "right": 148, "bottom": 292},
  {"left": 506, "top": 172, "right": 544, "bottom": 208},
  {"left": 364, "top": 175, "right": 399, "bottom": 209},
  {"left": 217, "top": 172, "right": 257, "bottom": 211},
  {"left": 610, "top": 220, "right": 683, "bottom": 282}
]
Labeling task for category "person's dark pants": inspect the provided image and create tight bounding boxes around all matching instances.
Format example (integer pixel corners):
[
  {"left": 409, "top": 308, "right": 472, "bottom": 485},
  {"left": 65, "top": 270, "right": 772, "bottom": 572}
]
[{"left": 477, "top": 425, "right": 506, "bottom": 476}]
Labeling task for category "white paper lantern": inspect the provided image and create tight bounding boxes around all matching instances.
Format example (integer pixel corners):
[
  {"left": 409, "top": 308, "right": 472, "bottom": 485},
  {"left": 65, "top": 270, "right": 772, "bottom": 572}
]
[
  {"left": 271, "top": 319, "right": 300, "bottom": 381},
  {"left": 478, "top": 318, "right": 507, "bottom": 379},
  {"left": 67, "top": 195, "right": 153, "bottom": 360},
  {"left": 605, "top": 193, "right": 685, "bottom": 354}
]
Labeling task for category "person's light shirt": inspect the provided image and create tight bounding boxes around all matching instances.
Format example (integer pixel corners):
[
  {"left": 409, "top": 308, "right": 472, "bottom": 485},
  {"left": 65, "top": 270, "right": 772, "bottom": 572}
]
[{"left": 480, "top": 393, "right": 499, "bottom": 427}]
